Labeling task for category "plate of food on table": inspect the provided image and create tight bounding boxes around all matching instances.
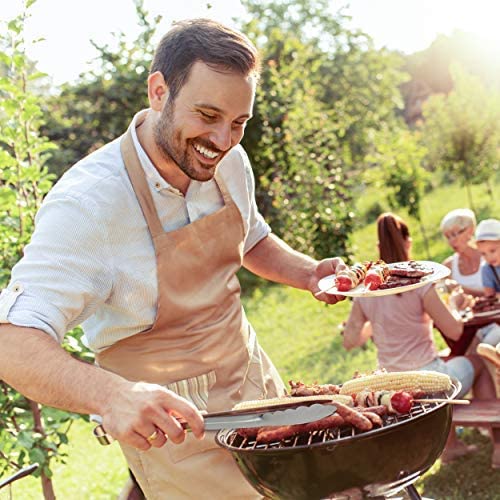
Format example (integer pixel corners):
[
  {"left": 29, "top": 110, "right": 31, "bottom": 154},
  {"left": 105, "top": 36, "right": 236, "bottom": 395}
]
[
  {"left": 471, "top": 295, "right": 500, "bottom": 317},
  {"left": 317, "top": 260, "right": 450, "bottom": 297}
]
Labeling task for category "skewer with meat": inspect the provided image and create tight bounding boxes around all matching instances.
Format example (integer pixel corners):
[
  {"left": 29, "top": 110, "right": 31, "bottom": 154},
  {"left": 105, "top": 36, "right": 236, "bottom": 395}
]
[
  {"left": 289, "top": 380, "right": 340, "bottom": 396},
  {"left": 335, "top": 262, "right": 370, "bottom": 292},
  {"left": 354, "top": 390, "right": 414, "bottom": 414},
  {"left": 363, "top": 260, "right": 390, "bottom": 290}
]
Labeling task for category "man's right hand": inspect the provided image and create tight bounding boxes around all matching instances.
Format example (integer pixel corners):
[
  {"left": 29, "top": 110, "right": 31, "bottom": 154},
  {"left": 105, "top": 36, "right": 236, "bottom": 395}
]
[
  {"left": 0, "top": 325, "right": 206, "bottom": 452},
  {"left": 101, "top": 381, "right": 206, "bottom": 451}
]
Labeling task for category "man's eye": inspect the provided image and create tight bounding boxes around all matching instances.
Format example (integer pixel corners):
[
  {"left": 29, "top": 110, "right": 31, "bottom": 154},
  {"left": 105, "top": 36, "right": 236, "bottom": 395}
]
[{"left": 200, "top": 112, "right": 216, "bottom": 120}]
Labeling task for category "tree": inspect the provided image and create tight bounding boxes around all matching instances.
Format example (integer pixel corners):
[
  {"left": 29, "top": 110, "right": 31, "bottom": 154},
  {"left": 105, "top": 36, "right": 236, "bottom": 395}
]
[
  {"left": 41, "top": 0, "right": 410, "bottom": 259},
  {"left": 239, "top": 0, "right": 408, "bottom": 258},
  {"left": 365, "top": 129, "right": 430, "bottom": 256},
  {"left": 42, "top": 0, "right": 160, "bottom": 177},
  {"left": 421, "top": 65, "right": 500, "bottom": 209},
  {"left": 0, "top": 4, "right": 89, "bottom": 498}
]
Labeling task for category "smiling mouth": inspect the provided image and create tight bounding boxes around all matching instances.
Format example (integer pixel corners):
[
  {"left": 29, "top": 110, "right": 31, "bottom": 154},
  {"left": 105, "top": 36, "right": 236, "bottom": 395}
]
[{"left": 193, "top": 142, "right": 219, "bottom": 160}]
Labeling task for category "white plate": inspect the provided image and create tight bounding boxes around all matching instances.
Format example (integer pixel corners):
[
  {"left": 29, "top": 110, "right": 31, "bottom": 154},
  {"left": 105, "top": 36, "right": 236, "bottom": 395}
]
[{"left": 317, "top": 260, "right": 451, "bottom": 297}]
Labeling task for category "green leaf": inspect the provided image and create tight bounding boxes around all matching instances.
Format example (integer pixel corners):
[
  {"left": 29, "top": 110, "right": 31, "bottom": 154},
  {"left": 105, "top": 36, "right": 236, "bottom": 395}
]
[{"left": 28, "top": 447, "right": 46, "bottom": 466}]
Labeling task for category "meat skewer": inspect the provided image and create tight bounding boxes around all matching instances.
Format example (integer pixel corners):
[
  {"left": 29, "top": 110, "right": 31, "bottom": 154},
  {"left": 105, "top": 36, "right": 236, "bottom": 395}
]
[
  {"left": 335, "top": 262, "right": 370, "bottom": 292},
  {"left": 363, "top": 260, "right": 390, "bottom": 290}
]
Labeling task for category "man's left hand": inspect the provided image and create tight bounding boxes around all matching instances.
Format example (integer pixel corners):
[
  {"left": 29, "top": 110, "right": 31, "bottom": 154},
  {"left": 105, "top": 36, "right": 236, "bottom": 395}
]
[{"left": 309, "top": 257, "right": 347, "bottom": 305}]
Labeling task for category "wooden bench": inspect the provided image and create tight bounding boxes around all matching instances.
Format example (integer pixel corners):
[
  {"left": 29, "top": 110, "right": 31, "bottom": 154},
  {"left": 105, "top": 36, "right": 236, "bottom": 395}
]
[{"left": 452, "top": 399, "right": 500, "bottom": 468}]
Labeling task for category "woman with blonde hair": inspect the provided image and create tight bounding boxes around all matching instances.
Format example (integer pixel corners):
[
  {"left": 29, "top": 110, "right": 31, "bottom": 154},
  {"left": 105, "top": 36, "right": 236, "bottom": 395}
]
[{"left": 441, "top": 208, "right": 484, "bottom": 296}]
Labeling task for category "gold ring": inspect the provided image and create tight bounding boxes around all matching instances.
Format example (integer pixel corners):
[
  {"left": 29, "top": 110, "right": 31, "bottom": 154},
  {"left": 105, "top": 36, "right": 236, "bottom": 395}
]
[{"left": 146, "top": 430, "right": 158, "bottom": 443}]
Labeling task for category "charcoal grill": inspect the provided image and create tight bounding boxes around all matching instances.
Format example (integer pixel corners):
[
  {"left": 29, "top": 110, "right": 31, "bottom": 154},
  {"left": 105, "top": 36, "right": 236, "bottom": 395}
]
[{"left": 216, "top": 380, "right": 461, "bottom": 499}]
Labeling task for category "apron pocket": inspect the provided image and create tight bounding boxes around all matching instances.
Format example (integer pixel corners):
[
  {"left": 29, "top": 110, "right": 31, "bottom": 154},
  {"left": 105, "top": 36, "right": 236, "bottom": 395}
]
[
  {"left": 165, "top": 430, "right": 221, "bottom": 463},
  {"left": 163, "top": 369, "right": 220, "bottom": 463},
  {"left": 165, "top": 370, "right": 217, "bottom": 412}
]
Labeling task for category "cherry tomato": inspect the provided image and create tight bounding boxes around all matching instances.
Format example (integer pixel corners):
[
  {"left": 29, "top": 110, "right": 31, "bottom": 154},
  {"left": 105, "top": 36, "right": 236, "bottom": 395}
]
[{"left": 390, "top": 391, "right": 414, "bottom": 414}]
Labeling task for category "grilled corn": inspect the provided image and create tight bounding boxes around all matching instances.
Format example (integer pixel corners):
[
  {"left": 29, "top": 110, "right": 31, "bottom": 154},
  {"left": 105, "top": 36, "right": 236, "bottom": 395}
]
[{"left": 339, "top": 371, "right": 451, "bottom": 395}]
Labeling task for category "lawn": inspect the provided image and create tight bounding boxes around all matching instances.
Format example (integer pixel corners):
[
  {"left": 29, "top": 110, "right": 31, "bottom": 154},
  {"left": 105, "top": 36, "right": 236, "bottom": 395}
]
[{"left": 3, "top": 178, "right": 500, "bottom": 499}]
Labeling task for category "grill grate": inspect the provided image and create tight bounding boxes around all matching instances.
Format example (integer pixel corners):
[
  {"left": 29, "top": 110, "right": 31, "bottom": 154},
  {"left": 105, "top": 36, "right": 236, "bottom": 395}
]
[{"left": 221, "top": 397, "right": 448, "bottom": 451}]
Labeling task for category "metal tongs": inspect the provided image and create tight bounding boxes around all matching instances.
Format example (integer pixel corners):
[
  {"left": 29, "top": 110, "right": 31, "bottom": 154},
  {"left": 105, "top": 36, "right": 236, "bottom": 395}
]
[{"left": 93, "top": 400, "right": 337, "bottom": 445}]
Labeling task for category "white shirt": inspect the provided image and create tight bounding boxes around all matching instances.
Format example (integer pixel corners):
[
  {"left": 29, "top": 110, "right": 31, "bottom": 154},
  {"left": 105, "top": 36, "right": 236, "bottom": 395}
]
[
  {"left": 451, "top": 253, "right": 484, "bottom": 290},
  {"left": 1, "top": 110, "right": 270, "bottom": 353}
]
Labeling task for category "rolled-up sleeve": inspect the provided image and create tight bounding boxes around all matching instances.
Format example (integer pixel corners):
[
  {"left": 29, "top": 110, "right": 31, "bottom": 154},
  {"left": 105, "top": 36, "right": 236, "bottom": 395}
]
[{"left": 2, "top": 194, "right": 113, "bottom": 343}]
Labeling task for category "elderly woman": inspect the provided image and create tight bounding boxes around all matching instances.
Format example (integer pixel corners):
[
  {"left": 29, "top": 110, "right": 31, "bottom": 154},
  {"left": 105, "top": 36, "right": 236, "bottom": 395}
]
[{"left": 441, "top": 208, "right": 484, "bottom": 296}]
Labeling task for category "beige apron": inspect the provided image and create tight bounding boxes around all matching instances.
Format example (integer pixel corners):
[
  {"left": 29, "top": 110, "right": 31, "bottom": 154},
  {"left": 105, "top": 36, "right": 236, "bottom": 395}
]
[{"left": 96, "top": 119, "right": 285, "bottom": 499}]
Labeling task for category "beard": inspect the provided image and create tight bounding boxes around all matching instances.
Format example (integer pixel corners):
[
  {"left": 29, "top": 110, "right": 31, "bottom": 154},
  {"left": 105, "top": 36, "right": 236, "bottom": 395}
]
[{"left": 153, "top": 98, "right": 220, "bottom": 182}]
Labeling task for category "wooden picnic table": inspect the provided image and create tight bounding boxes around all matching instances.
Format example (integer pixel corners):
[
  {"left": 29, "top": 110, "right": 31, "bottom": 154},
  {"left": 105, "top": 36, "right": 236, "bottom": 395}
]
[
  {"left": 442, "top": 310, "right": 500, "bottom": 357},
  {"left": 438, "top": 307, "right": 500, "bottom": 468}
]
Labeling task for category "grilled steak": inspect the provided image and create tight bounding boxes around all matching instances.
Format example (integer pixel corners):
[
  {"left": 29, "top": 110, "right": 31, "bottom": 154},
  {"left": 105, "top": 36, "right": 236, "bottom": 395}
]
[
  {"left": 378, "top": 275, "right": 421, "bottom": 289},
  {"left": 472, "top": 295, "right": 500, "bottom": 313},
  {"left": 389, "top": 260, "right": 433, "bottom": 278}
]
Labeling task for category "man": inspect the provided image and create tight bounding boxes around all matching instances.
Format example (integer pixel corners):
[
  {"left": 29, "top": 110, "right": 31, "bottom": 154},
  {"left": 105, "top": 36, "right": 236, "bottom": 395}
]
[{"left": 0, "top": 19, "right": 344, "bottom": 498}]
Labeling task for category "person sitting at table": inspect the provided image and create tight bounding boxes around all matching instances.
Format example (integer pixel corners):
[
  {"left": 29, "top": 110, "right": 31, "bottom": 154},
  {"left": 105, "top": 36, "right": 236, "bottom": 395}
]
[
  {"left": 440, "top": 208, "right": 484, "bottom": 297},
  {"left": 475, "top": 218, "right": 500, "bottom": 297},
  {"left": 444, "top": 216, "right": 500, "bottom": 353},
  {"left": 342, "top": 212, "right": 496, "bottom": 462},
  {"left": 473, "top": 218, "right": 500, "bottom": 358}
]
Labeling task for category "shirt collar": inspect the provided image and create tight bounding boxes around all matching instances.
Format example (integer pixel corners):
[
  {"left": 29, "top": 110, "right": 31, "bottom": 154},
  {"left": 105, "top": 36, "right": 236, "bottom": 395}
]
[{"left": 129, "top": 109, "right": 181, "bottom": 194}]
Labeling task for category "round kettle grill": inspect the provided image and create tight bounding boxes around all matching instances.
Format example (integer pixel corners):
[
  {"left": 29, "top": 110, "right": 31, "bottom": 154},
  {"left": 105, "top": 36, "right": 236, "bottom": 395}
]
[{"left": 216, "top": 380, "right": 461, "bottom": 499}]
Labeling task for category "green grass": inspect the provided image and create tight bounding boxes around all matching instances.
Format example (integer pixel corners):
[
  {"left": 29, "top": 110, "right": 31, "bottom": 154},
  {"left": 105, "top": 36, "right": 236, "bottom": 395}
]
[
  {"left": 0, "top": 422, "right": 129, "bottom": 499},
  {"left": 5, "top": 177, "right": 500, "bottom": 499}
]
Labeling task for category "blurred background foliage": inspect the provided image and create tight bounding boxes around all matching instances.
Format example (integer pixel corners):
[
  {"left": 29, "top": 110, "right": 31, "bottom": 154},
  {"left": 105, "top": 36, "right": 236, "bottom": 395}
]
[
  {"left": 1, "top": 0, "right": 499, "bottom": 497},
  {"left": 28, "top": 0, "right": 500, "bottom": 260}
]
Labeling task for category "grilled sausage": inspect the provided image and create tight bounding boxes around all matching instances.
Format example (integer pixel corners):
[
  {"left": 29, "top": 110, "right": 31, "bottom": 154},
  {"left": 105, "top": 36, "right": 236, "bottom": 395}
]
[
  {"left": 360, "top": 411, "right": 383, "bottom": 427},
  {"left": 334, "top": 402, "right": 372, "bottom": 431},
  {"left": 358, "top": 405, "right": 388, "bottom": 416},
  {"left": 254, "top": 414, "right": 345, "bottom": 443}
]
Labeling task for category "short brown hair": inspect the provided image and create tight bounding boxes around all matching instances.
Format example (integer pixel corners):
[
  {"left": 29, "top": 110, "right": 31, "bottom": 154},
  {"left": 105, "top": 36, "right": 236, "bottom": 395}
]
[
  {"left": 150, "top": 18, "right": 260, "bottom": 100},
  {"left": 377, "top": 212, "right": 410, "bottom": 263}
]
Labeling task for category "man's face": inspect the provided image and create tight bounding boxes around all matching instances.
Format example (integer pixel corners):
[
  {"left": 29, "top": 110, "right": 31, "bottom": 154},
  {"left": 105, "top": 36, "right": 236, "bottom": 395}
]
[
  {"left": 154, "top": 61, "right": 255, "bottom": 182},
  {"left": 477, "top": 240, "right": 500, "bottom": 266}
]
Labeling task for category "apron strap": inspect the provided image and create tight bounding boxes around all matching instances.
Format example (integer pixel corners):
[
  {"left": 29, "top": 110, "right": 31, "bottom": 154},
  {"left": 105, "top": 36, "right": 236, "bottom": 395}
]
[
  {"left": 213, "top": 172, "right": 233, "bottom": 206},
  {"left": 120, "top": 129, "right": 165, "bottom": 239}
]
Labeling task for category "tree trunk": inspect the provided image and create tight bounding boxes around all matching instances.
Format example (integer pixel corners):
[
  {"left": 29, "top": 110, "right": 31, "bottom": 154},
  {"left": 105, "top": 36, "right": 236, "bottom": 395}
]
[
  {"left": 486, "top": 177, "right": 494, "bottom": 200},
  {"left": 465, "top": 182, "right": 475, "bottom": 212},
  {"left": 419, "top": 220, "right": 431, "bottom": 260},
  {"left": 28, "top": 400, "right": 56, "bottom": 500}
]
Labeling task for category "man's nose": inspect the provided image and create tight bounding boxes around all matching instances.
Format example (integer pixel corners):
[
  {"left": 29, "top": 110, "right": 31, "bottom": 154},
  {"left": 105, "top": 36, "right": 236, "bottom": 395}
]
[{"left": 209, "top": 123, "right": 233, "bottom": 151}]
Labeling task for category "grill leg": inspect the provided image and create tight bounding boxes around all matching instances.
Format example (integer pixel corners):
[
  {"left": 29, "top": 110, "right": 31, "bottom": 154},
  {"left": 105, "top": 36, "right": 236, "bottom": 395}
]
[{"left": 405, "top": 484, "right": 422, "bottom": 500}]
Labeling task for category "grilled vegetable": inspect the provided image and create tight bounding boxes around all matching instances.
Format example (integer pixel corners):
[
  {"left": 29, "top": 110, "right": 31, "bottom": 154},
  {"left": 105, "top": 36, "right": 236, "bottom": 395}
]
[
  {"left": 389, "top": 391, "right": 414, "bottom": 413},
  {"left": 339, "top": 371, "right": 452, "bottom": 395}
]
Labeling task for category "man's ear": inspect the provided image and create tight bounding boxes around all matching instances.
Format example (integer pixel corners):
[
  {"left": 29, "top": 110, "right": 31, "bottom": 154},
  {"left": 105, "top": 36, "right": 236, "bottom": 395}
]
[{"left": 148, "top": 71, "right": 169, "bottom": 111}]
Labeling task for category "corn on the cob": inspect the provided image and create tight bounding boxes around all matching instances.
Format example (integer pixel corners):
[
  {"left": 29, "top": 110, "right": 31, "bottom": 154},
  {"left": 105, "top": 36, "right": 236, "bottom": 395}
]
[
  {"left": 233, "top": 394, "right": 353, "bottom": 410},
  {"left": 339, "top": 371, "right": 451, "bottom": 395}
]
